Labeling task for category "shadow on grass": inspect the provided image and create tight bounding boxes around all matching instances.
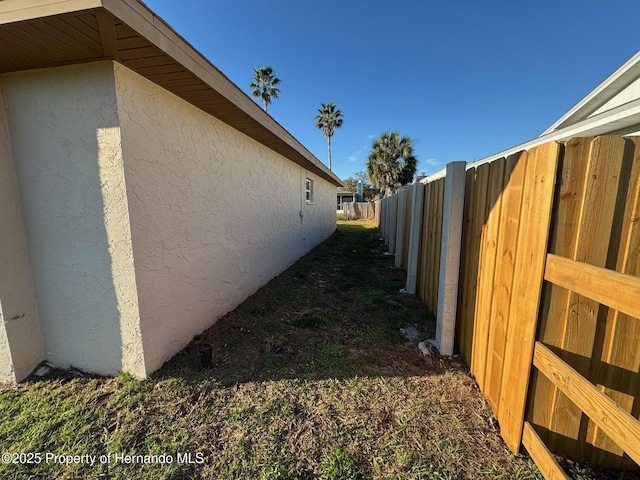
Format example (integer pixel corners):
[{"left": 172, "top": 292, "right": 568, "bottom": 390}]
[
  {"left": 155, "top": 220, "right": 443, "bottom": 386},
  {"left": 9, "top": 222, "right": 633, "bottom": 480}
]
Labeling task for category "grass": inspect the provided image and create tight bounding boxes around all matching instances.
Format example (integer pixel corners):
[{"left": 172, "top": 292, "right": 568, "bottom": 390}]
[{"left": 0, "top": 220, "right": 634, "bottom": 479}]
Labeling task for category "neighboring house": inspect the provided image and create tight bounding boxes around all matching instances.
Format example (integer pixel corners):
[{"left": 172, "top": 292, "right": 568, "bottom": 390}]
[
  {"left": 0, "top": 0, "right": 342, "bottom": 382},
  {"left": 470, "top": 49, "right": 640, "bottom": 168},
  {"left": 337, "top": 188, "right": 356, "bottom": 210},
  {"left": 423, "top": 49, "right": 640, "bottom": 184}
]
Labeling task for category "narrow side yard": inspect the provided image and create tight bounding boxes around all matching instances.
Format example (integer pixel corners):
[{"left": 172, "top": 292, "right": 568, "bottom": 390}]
[{"left": 1, "top": 220, "right": 545, "bottom": 479}]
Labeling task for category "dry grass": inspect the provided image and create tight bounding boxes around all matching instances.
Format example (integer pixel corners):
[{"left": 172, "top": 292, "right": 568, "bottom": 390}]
[{"left": 1, "top": 220, "right": 634, "bottom": 479}]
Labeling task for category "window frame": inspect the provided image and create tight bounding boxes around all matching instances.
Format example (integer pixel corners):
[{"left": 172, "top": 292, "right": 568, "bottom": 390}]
[{"left": 305, "top": 178, "right": 314, "bottom": 204}]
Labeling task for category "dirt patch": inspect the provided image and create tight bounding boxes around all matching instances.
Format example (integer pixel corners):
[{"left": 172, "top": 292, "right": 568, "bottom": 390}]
[{"left": 160, "top": 220, "right": 441, "bottom": 383}]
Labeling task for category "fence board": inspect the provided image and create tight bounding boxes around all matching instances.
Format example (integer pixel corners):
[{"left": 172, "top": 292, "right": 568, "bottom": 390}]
[
  {"left": 465, "top": 163, "right": 491, "bottom": 369},
  {"left": 485, "top": 152, "right": 527, "bottom": 410},
  {"left": 418, "top": 179, "right": 444, "bottom": 314},
  {"left": 384, "top": 196, "right": 391, "bottom": 246},
  {"left": 455, "top": 168, "right": 477, "bottom": 363},
  {"left": 471, "top": 157, "right": 505, "bottom": 394},
  {"left": 394, "top": 190, "right": 408, "bottom": 268},
  {"left": 406, "top": 183, "right": 424, "bottom": 293},
  {"left": 533, "top": 342, "right": 640, "bottom": 466},
  {"left": 385, "top": 197, "right": 393, "bottom": 245},
  {"left": 402, "top": 188, "right": 413, "bottom": 268},
  {"left": 497, "top": 141, "right": 560, "bottom": 453},
  {"left": 417, "top": 182, "right": 431, "bottom": 306},
  {"left": 432, "top": 178, "right": 445, "bottom": 313},
  {"left": 425, "top": 181, "right": 437, "bottom": 312},
  {"left": 388, "top": 195, "right": 398, "bottom": 253},
  {"left": 380, "top": 198, "right": 387, "bottom": 238}
]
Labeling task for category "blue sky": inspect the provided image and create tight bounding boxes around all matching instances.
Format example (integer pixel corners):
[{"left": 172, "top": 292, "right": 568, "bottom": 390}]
[{"left": 144, "top": 0, "right": 639, "bottom": 181}]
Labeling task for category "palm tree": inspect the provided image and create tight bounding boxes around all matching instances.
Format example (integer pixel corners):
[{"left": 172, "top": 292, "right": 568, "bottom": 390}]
[
  {"left": 314, "top": 102, "right": 343, "bottom": 170},
  {"left": 366, "top": 131, "right": 417, "bottom": 197},
  {"left": 249, "top": 66, "right": 280, "bottom": 112}
]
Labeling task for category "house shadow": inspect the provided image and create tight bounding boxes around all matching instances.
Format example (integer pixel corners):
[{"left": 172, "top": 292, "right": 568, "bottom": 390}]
[{"left": 152, "top": 223, "right": 455, "bottom": 386}]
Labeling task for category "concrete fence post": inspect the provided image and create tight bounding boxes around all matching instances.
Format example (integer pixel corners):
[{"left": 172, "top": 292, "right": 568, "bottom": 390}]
[
  {"left": 394, "top": 189, "right": 407, "bottom": 268},
  {"left": 432, "top": 161, "right": 466, "bottom": 356},
  {"left": 406, "top": 182, "right": 425, "bottom": 293}
]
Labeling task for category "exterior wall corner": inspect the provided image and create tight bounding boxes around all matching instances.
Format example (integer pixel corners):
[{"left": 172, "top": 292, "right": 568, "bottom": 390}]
[
  {"left": 0, "top": 81, "right": 45, "bottom": 382},
  {"left": 1, "top": 62, "right": 146, "bottom": 378}
]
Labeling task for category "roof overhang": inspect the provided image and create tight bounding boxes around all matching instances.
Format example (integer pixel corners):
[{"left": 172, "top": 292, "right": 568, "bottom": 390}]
[
  {"left": 422, "top": 50, "right": 640, "bottom": 183},
  {"left": 541, "top": 50, "right": 640, "bottom": 136},
  {"left": 422, "top": 95, "right": 640, "bottom": 183},
  {"left": 0, "top": 0, "right": 343, "bottom": 186}
]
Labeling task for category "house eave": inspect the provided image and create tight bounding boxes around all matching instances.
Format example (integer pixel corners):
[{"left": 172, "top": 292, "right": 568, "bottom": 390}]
[
  {"left": 541, "top": 49, "right": 640, "bottom": 136},
  {"left": 422, "top": 99, "right": 640, "bottom": 184},
  {"left": 473, "top": 98, "right": 640, "bottom": 168},
  {"left": 0, "top": 0, "right": 343, "bottom": 187}
]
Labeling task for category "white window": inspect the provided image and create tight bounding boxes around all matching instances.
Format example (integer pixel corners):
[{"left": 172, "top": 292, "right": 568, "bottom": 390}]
[{"left": 305, "top": 178, "right": 314, "bottom": 204}]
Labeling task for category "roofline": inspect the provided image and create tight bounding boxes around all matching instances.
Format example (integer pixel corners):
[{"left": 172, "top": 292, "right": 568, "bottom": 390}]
[
  {"left": 422, "top": 98, "right": 640, "bottom": 183},
  {"left": 0, "top": 0, "right": 343, "bottom": 187},
  {"left": 540, "top": 49, "right": 640, "bottom": 136}
]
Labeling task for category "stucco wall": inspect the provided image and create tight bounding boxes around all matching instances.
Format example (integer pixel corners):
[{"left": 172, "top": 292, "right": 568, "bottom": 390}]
[
  {"left": 0, "top": 59, "right": 335, "bottom": 379},
  {"left": 113, "top": 63, "right": 336, "bottom": 372},
  {"left": 0, "top": 62, "right": 146, "bottom": 377},
  {"left": 0, "top": 84, "right": 44, "bottom": 382}
]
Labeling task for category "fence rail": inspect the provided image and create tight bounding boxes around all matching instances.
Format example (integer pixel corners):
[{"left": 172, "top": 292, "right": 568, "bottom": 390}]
[
  {"left": 533, "top": 341, "right": 640, "bottom": 466},
  {"left": 543, "top": 254, "right": 640, "bottom": 318},
  {"left": 377, "top": 136, "right": 640, "bottom": 475}
]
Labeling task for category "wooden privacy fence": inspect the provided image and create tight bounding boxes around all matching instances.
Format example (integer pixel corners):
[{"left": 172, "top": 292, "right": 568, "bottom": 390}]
[
  {"left": 378, "top": 180, "right": 446, "bottom": 314},
  {"left": 341, "top": 201, "right": 376, "bottom": 220},
  {"left": 378, "top": 136, "right": 640, "bottom": 476}
]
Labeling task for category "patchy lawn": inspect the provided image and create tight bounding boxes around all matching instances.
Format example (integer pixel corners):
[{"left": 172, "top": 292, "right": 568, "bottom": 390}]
[{"left": 1, "top": 220, "right": 623, "bottom": 479}]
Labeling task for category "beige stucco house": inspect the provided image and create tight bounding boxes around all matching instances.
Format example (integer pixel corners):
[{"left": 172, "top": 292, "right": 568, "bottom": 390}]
[{"left": 0, "top": 0, "right": 342, "bottom": 382}]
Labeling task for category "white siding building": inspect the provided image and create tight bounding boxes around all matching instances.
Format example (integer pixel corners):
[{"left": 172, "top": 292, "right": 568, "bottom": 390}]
[
  {"left": 424, "top": 49, "right": 640, "bottom": 181},
  {"left": 471, "top": 50, "right": 640, "bottom": 169}
]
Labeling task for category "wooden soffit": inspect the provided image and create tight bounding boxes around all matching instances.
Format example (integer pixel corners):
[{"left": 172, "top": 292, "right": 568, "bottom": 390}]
[{"left": 0, "top": 0, "right": 341, "bottom": 186}]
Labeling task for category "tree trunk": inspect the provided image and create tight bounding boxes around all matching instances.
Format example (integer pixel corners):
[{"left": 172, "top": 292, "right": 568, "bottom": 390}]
[{"left": 327, "top": 136, "right": 332, "bottom": 170}]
